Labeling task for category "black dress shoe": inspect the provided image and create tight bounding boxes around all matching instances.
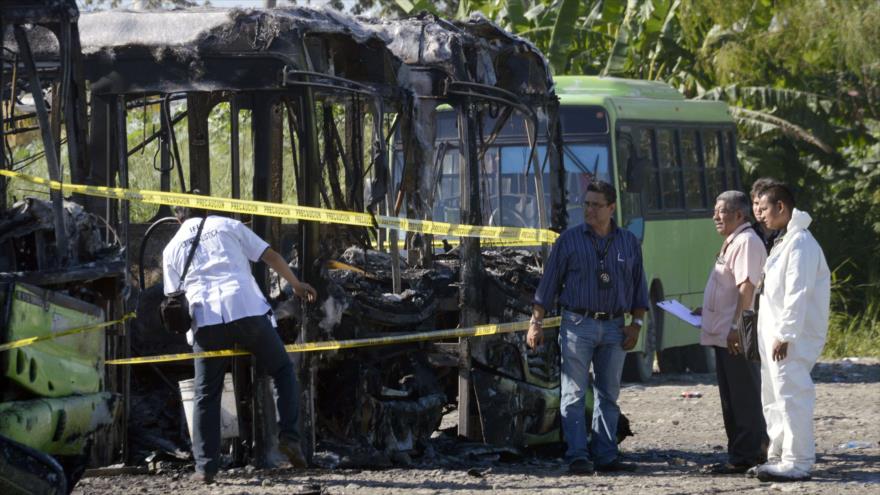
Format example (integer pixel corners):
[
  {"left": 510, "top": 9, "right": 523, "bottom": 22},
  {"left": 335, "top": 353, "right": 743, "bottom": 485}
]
[
  {"left": 596, "top": 459, "right": 637, "bottom": 472},
  {"left": 191, "top": 471, "right": 215, "bottom": 484},
  {"left": 568, "top": 459, "right": 595, "bottom": 475},
  {"left": 701, "top": 462, "right": 751, "bottom": 475}
]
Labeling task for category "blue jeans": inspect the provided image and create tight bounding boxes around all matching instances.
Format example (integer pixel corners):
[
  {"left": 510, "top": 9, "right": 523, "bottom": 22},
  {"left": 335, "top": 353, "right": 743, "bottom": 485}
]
[
  {"left": 192, "top": 314, "right": 300, "bottom": 475},
  {"left": 559, "top": 310, "right": 627, "bottom": 465}
]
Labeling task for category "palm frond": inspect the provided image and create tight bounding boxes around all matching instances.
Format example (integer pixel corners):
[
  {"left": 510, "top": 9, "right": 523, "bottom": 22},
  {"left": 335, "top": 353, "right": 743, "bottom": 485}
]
[{"left": 730, "top": 106, "right": 833, "bottom": 153}]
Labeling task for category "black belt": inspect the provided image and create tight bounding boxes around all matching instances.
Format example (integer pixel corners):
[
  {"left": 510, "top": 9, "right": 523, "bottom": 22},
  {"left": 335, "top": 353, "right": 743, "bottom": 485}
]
[{"left": 563, "top": 307, "right": 625, "bottom": 321}]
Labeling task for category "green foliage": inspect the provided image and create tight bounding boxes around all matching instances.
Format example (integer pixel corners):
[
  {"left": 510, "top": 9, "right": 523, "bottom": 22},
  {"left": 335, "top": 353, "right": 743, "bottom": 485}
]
[
  {"left": 825, "top": 300, "right": 880, "bottom": 359},
  {"left": 440, "top": 0, "right": 880, "bottom": 353},
  {"left": 547, "top": 0, "right": 579, "bottom": 74},
  {"left": 5, "top": 0, "right": 879, "bottom": 355}
]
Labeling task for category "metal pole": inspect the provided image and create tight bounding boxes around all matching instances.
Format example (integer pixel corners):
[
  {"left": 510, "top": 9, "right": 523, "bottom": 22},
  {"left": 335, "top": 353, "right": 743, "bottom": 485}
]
[
  {"left": 186, "top": 93, "right": 212, "bottom": 194},
  {"left": 13, "top": 25, "right": 69, "bottom": 264},
  {"left": 298, "top": 88, "right": 320, "bottom": 461},
  {"left": 0, "top": 24, "right": 6, "bottom": 213},
  {"left": 115, "top": 94, "right": 132, "bottom": 465},
  {"left": 230, "top": 95, "right": 241, "bottom": 203},
  {"left": 457, "top": 101, "right": 484, "bottom": 440},
  {"left": 252, "top": 92, "right": 284, "bottom": 467}
]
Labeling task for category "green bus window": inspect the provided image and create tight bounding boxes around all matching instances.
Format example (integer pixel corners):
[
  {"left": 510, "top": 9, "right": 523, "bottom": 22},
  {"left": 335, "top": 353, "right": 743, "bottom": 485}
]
[
  {"left": 642, "top": 128, "right": 661, "bottom": 211},
  {"left": 703, "top": 130, "right": 724, "bottom": 201},
  {"left": 616, "top": 127, "right": 645, "bottom": 224},
  {"left": 722, "top": 131, "right": 738, "bottom": 189},
  {"left": 680, "top": 130, "right": 706, "bottom": 210},
  {"left": 657, "top": 128, "right": 684, "bottom": 210},
  {"left": 561, "top": 143, "right": 610, "bottom": 227}
]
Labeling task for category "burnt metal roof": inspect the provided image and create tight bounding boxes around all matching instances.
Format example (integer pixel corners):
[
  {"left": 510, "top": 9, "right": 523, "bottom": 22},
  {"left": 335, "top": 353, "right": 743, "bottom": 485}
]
[{"left": 79, "top": 7, "right": 402, "bottom": 95}]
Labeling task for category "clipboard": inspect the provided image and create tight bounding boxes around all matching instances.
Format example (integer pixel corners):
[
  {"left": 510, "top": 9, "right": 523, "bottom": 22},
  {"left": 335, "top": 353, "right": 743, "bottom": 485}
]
[{"left": 656, "top": 299, "right": 701, "bottom": 328}]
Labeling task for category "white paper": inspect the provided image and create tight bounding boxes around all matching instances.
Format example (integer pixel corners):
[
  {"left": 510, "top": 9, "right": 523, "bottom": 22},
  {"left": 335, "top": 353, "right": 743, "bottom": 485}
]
[{"left": 656, "top": 299, "right": 702, "bottom": 328}]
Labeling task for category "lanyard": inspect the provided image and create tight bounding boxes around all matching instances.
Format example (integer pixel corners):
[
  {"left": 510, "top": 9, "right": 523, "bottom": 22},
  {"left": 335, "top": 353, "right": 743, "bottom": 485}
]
[{"left": 590, "top": 232, "right": 615, "bottom": 269}]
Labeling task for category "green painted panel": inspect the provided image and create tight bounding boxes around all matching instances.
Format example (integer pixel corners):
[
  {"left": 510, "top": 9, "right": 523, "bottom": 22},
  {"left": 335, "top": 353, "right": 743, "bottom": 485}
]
[
  {"left": 662, "top": 292, "right": 705, "bottom": 349},
  {"left": 556, "top": 76, "right": 685, "bottom": 100},
  {"left": 555, "top": 76, "right": 733, "bottom": 124},
  {"left": 641, "top": 217, "right": 717, "bottom": 350},
  {"left": 642, "top": 219, "right": 694, "bottom": 297},
  {"left": 2, "top": 283, "right": 105, "bottom": 397},
  {"left": 0, "top": 392, "right": 118, "bottom": 456},
  {"left": 609, "top": 99, "right": 731, "bottom": 124}
]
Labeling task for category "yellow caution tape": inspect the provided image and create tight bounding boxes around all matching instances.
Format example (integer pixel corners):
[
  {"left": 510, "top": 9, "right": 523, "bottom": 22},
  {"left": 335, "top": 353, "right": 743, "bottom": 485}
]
[
  {"left": 0, "top": 169, "right": 558, "bottom": 243},
  {"left": 411, "top": 239, "right": 546, "bottom": 249},
  {"left": 106, "top": 316, "right": 562, "bottom": 365},
  {"left": 376, "top": 216, "right": 558, "bottom": 243},
  {"left": 0, "top": 169, "right": 374, "bottom": 227},
  {"left": 0, "top": 312, "right": 136, "bottom": 352}
]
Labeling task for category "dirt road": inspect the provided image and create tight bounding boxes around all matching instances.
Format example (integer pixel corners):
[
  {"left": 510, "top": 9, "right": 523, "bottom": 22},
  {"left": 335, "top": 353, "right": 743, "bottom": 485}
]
[{"left": 74, "top": 358, "right": 879, "bottom": 494}]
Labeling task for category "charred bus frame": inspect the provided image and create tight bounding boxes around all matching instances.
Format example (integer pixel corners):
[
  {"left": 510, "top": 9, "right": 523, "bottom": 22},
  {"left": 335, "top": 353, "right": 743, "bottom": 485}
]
[{"left": 4, "top": 4, "right": 573, "bottom": 474}]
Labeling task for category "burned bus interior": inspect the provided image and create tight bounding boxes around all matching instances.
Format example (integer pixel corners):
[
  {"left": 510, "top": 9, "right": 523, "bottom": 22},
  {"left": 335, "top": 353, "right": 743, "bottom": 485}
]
[{"left": 1, "top": 2, "right": 630, "bottom": 489}]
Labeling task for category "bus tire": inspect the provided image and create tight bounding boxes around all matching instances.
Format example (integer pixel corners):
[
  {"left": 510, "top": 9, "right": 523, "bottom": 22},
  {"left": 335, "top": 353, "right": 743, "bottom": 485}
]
[
  {"left": 657, "top": 347, "right": 685, "bottom": 373},
  {"left": 622, "top": 281, "right": 661, "bottom": 382},
  {"left": 682, "top": 344, "right": 716, "bottom": 373},
  {"left": 622, "top": 322, "right": 655, "bottom": 382}
]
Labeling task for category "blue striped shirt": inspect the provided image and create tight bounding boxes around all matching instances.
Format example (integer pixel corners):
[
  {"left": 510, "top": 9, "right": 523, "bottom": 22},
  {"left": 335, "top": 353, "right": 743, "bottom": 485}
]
[{"left": 534, "top": 222, "right": 649, "bottom": 313}]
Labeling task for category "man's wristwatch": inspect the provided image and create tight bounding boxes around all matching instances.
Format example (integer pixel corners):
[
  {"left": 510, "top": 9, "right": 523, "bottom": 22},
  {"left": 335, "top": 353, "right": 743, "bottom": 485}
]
[
  {"left": 632, "top": 318, "right": 644, "bottom": 327},
  {"left": 529, "top": 318, "right": 542, "bottom": 327}
]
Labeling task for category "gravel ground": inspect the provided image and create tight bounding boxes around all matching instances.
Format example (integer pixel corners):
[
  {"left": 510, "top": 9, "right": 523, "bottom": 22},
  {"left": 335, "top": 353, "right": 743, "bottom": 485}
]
[{"left": 74, "top": 358, "right": 880, "bottom": 495}]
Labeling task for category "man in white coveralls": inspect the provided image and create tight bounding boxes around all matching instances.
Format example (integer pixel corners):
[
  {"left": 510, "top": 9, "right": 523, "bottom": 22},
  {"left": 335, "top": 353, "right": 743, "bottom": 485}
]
[{"left": 751, "top": 183, "right": 830, "bottom": 482}]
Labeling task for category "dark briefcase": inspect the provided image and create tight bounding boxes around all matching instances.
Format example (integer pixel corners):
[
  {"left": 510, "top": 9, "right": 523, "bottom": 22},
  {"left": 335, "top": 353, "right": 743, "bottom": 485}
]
[
  {"left": 160, "top": 290, "right": 191, "bottom": 334},
  {"left": 160, "top": 216, "right": 206, "bottom": 334},
  {"left": 738, "top": 309, "right": 760, "bottom": 362}
]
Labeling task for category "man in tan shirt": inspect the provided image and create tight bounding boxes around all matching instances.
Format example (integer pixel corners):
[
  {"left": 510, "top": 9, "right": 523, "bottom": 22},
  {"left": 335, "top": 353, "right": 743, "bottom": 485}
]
[{"left": 700, "top": 190, "right": 768, "bottom": 474}]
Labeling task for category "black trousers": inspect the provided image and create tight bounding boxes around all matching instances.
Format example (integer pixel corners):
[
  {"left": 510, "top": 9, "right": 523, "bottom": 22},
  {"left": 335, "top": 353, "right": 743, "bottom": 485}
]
[{"left": 714, "top": 346, "right": 768, "bottom": 466}]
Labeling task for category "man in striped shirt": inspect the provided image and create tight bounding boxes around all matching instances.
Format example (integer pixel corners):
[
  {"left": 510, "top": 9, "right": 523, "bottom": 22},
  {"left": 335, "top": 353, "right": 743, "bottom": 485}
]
[{"left": 527, "top": 180, "right": 648, "bottom": 475}]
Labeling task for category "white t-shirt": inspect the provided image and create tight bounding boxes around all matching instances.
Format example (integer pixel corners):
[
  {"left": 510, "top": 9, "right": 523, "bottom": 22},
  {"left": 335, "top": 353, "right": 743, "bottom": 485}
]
[{"left": 162, "top": 216, "right": 271, "bottom": 329}]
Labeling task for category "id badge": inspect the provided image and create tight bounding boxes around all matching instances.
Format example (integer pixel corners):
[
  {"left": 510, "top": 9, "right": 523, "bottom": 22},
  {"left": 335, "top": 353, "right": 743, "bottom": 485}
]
[{"left": 597, "top": 270, "right": 613, "bottom": 289}]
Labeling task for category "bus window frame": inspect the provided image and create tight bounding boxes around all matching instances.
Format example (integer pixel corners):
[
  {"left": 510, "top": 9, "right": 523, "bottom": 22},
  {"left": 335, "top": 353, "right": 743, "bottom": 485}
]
[
  {"left": 558, "top": 136, "right": 613, "bottom": 229},
  {"left": 616, "top": 120, "right": 739, "bottom": 220},
  {"left": 679, "top": 128, "right": 708, "bottom": 212}
]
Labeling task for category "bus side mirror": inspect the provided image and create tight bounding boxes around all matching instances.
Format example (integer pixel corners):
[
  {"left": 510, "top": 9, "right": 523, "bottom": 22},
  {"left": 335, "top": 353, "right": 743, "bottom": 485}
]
[{"left": 625, "top": 156, "right": 649, "bottom": 193}]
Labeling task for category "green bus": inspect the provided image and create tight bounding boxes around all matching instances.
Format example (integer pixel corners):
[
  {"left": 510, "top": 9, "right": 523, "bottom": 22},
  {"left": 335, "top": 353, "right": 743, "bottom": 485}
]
[{"left": 427, "top": 76, "right": 740, "bottom": 381}]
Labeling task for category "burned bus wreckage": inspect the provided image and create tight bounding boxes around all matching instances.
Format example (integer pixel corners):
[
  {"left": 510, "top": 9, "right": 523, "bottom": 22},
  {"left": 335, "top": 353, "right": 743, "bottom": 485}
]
[
  {"left": 1, "top": 2, "right": 630, "bottom": 489},
  {"left": 1, "top": 1, "right": 123, "bottom": 493}
]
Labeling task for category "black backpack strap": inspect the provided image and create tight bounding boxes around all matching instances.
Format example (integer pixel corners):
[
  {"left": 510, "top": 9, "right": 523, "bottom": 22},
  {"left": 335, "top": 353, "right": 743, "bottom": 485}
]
[{"left": 177, "top": 216, "right": 208, "bottom": 291}]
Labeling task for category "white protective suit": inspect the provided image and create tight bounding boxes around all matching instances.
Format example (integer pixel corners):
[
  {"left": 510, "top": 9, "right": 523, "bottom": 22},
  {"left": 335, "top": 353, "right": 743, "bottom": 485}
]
[{"left": 757, "top": 208, "right": 830, "bottom": 475}]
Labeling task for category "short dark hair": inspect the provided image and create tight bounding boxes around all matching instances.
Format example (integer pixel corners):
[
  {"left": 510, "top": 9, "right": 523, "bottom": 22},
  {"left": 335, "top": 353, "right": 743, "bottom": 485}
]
[
  {"left": 586, "top": 180, "right": 616, "bottom": 205},
  {"left": 750, "top": 177, "right": 782, "bottom": 199},
  {"left": 174, "top": 188, "right": 210, "bottom": 221},
  {"left": 759, "top": 184, "right": 795, "bottom": 211}
]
